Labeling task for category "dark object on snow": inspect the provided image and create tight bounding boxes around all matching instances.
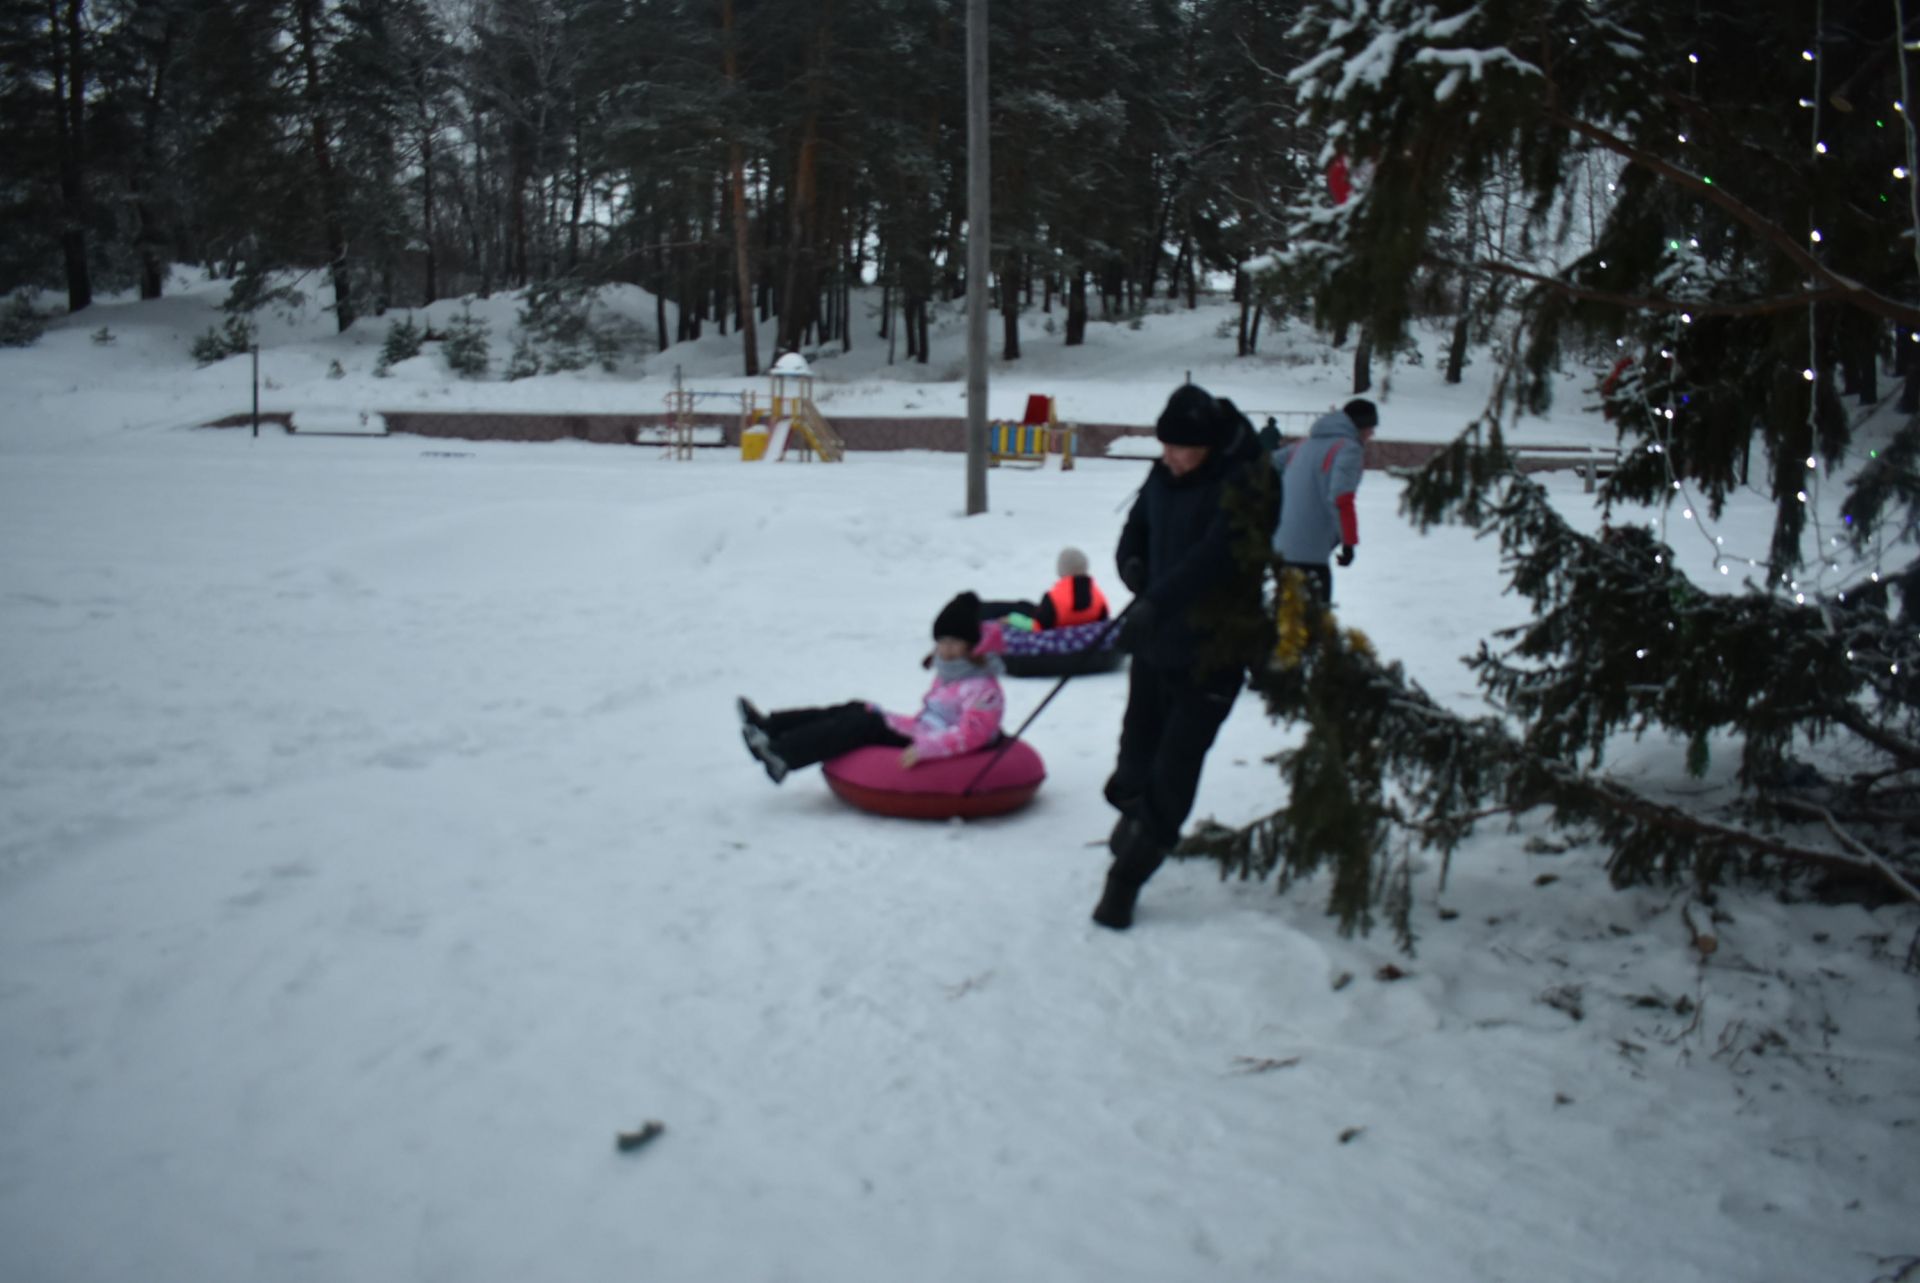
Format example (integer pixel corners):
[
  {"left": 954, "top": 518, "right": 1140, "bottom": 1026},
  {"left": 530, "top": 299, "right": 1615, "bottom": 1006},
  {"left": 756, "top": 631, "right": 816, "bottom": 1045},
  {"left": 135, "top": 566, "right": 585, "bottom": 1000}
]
[
  {"left": 1092, "top": 815, "right": 1166, "bottom": 930},
  {"left": 616, "top": 1120, "right": 665, "bottom": 1153},
  {"left": 1003, "top": 619, "right": 1125, "bottom": 678},
  {"left": 1092, "top": 867, "right": 1142, "bottom": 930}
]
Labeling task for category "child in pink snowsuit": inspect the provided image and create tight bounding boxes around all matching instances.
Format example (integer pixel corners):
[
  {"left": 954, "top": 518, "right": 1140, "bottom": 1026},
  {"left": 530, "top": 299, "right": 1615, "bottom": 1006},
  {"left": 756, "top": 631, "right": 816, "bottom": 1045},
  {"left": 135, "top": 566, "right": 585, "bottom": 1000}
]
[{"left": 740, "top": 592, "right": 1007, "bottom": 783}]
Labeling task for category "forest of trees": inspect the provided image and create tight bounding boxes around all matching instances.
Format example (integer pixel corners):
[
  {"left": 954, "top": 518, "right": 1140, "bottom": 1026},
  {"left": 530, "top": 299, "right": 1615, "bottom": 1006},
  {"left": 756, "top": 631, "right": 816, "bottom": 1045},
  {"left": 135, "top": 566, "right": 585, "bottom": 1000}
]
[{"left": 0, "top": 0, "right": 1324, "bottom": 373}]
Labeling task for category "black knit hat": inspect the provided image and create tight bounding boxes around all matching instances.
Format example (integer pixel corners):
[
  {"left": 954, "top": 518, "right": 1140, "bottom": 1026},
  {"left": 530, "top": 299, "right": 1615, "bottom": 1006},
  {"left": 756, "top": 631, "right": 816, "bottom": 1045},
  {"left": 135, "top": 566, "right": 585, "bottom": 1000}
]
[
  {"left": 1156, "top": 384, "right": 1227, "bottom": 447},
  {"left": 1342, "top": 398, "right": 1380, "bottom": 430},
  {"left": 932, "top": 591, "right": 982, "bottom": 646}
]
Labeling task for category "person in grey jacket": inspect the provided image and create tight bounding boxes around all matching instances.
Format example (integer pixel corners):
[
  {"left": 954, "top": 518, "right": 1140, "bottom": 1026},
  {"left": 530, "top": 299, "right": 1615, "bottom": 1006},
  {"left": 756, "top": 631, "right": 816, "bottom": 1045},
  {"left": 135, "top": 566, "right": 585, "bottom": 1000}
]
[{"left": 1271, "top": 398, "right": 1377, "bottom": 601}]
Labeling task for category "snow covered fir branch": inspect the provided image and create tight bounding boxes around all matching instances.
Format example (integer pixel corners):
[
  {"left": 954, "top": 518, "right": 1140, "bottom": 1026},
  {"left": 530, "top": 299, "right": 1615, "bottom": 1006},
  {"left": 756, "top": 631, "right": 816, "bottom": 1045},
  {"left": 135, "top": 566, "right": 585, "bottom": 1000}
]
[
  {"left": 1161, "top": 1, "right": 1918, "bottom": 966},
  {"left": 1181, "top": 435, "right": 1920, "bottom": 955}
]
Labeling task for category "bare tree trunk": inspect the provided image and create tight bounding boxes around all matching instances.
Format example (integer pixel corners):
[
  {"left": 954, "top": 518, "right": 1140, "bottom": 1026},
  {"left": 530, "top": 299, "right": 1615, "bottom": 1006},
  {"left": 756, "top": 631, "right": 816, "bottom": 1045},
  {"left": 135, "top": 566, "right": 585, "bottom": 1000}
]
[
  {"left": 1065, "top": 267, "right": 1087, "bottom": 346},
  {"left": 779, "top": 123, "right": 819, "bottom": 354},
  {"left": 1445, "top": 195, "right": 1480, "bottom": 384},
  {"left": 656, "top": 234, "right": 669, "bottom": 350},
  {"left": 721, "top": 0, "right": 760, "bottom": 375},
  {"left": 1353, "top": 326, "right": 1373, "bottom": 394},
  {"left": 778, "top": 2, "right": 831, "bottom": 354},
  {"left": 566, "top": 119, "right": 585, "bottom": 270},
  {"left": 467, "top": 103, "right": 493, "bottom": 297},
  {"left": 1236, "top": 269, "right": 1252, "bottom": 357},
  {"left": 131, "top": 2, "right": 176, "bottom": 301},
  {"left": 294, "top": 0, "right": 353, "bottom": 330},
  {"left": 421, "top": 124, "right": 439, "bottom": 304},
  {"left": 51, "top": 0, "right": 92, "bottom": 312},
  {"left": 1444, "top": 299, "right": 1471, "bottom": 384},
  {"left": 1001, "top": 247, "right": 1020, "bottom": 360}
]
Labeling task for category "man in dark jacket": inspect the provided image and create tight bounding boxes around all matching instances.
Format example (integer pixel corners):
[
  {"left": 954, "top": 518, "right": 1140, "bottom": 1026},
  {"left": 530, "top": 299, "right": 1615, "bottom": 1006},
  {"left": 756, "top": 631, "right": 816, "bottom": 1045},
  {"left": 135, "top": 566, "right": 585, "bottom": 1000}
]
[{"left": 1094, "top": 384, "right": 1275, "bottom": 930}]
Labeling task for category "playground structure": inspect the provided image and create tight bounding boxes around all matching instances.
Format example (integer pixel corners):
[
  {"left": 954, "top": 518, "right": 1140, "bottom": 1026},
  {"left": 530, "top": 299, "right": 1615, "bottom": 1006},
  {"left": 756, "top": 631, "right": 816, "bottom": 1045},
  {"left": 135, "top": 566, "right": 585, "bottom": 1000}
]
[
  {"left": 739, "top": 352, "right": 844, "bottom": 462},
  {"left": 659, "top": 353, "right": 845, "bottom": 462},
  {"left": 990, "top": 394, "right": 1074, "bottom": 469},
  {"left": 659, "top": 375, "right": 737, "bottom": 459}
]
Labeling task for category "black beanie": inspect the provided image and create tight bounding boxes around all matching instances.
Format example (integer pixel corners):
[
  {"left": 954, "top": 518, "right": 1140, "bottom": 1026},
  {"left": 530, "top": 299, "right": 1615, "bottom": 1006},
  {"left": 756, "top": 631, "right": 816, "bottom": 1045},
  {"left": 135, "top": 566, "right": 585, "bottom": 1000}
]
[
  {"left": 932, "top": 591, "right": 982, "bottom": 646},
  {"left": 1342, "top": 398, "right": 1380, "bottom": 430},
  {"left": 1156, "top": 384, "right": 1227, "bottom": 447}
]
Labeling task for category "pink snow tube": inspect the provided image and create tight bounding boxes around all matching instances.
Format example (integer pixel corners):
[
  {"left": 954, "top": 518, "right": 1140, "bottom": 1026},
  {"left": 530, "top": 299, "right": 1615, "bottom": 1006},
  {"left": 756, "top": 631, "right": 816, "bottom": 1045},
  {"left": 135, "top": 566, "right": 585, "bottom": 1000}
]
[{"left": 822, "top": 740, "right": 1046, "bottom": 820}]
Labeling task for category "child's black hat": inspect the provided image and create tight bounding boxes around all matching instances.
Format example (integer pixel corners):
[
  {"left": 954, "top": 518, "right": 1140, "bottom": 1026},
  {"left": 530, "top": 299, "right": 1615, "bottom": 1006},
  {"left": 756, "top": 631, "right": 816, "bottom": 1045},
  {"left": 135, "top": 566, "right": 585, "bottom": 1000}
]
[{"left": 932, "top": 591, "right": 982, "bottom": 646}]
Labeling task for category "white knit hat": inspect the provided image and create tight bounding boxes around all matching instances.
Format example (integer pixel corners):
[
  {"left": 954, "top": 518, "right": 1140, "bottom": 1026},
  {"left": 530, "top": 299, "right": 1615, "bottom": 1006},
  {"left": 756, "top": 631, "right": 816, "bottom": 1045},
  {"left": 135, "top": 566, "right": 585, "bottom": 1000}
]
[{"left": 1057, "top": 546, "right": 1090, "bottom": 577}]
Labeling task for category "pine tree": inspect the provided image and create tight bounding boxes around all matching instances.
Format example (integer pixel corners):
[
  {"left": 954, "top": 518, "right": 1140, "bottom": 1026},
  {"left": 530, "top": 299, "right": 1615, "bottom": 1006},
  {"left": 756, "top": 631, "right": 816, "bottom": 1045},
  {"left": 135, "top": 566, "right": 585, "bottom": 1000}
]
[
  {"left": 441, "top": 303, "right": 492, "bottom": 377},
  {"left": 375, "top": 313, "right": 424, "bottom": 372},
  {"left": 1205, "top": 1, "right": 1920, "bottom": 943}
]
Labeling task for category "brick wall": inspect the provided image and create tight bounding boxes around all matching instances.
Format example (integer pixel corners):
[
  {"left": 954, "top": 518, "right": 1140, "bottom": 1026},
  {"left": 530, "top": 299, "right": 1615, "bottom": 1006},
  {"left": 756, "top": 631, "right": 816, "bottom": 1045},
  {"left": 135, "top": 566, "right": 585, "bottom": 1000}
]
[{"left": 204, "top": 409, "right": 1551, "bottom": 474}]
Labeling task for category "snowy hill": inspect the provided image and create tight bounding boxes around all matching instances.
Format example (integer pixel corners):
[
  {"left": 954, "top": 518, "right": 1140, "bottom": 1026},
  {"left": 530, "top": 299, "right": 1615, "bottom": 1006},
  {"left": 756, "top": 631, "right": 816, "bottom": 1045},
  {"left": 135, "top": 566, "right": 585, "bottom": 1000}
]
[{"left": 0, "top": 275, "right": 1914, "bottom": 1283}]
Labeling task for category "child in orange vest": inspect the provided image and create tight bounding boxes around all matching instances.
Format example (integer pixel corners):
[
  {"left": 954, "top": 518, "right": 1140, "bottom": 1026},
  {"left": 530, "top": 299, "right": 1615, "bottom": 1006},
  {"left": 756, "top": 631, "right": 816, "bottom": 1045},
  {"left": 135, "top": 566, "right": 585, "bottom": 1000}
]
[
  {"left": 988, "top": 547, "right": 1112, "bottom": 632},
  {"left": 1034, "top": 546, "right": 1111, "bottom": 629}
]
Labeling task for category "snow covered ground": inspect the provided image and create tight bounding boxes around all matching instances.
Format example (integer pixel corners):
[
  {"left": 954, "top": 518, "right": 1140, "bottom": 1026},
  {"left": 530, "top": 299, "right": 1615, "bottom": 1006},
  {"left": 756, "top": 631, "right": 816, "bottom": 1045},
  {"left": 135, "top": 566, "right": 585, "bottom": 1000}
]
[{"left": 1, "top": 274, "right": 1915, "bottom": 1283}]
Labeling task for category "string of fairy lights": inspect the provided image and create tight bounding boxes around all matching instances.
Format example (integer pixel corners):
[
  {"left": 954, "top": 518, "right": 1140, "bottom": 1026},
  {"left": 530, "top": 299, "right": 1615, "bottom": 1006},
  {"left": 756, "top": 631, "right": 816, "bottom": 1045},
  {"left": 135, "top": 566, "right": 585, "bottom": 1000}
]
[{"left": 1593, "top": 12, "right": 1915, "bottom": 653}]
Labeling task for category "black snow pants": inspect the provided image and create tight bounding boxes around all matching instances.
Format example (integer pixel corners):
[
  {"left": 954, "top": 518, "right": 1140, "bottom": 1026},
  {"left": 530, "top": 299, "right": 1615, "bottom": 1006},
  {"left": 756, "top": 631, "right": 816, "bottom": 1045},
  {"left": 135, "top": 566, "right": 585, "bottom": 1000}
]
[
  {"left": 1104, "top": 660, "right": 1244, "bottom": 872},
  {"left": 765, "top": 701, "right": 911, "bottom": 770}
]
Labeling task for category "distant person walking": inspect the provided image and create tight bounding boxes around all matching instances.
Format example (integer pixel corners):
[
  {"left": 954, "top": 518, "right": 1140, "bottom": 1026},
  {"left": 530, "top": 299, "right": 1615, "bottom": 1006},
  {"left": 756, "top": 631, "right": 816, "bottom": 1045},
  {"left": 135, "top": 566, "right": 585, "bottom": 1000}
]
[
  {"left": 1271, "top": 398, "right": 1378, "bottom": 602},
  {"left": 1094, "top": 384, "right": 1275, "bottom": 931}
]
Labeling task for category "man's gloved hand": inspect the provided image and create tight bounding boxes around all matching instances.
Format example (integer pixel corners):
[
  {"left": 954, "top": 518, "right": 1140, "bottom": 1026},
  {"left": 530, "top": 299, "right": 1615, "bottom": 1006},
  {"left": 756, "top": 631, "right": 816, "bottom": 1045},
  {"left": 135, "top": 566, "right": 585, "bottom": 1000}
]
[
  {"left": 1336, "top": 544, "right": 1356, "bottom": 567},
  {"left": 1119, "top": 599, "right": 1157, "bottom": 652},
  {"left": 1120, "top": 556, "right": 1148, "bottom": 593}
]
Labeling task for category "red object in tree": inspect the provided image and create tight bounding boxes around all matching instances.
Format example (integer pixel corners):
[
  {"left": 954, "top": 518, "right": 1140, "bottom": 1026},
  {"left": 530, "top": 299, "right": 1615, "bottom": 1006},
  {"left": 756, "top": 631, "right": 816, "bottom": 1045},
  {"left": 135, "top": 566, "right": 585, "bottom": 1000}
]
[
  {"left": 1602, "top": 355, "right": 1633, "bottom": 396},
  {"left": 1327, "top": 154, "right": 1352, "bottom": 206},
  {"left": 1600, "top": 355, "right": 1633, "bottom": 422}
]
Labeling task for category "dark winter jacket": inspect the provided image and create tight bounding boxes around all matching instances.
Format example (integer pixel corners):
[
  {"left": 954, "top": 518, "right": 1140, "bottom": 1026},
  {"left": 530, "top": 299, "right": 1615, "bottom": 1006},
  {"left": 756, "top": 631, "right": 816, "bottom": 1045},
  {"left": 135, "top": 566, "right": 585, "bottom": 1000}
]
[{"left": 1115, "top": 419, "right": 1276, "bottom": 674}]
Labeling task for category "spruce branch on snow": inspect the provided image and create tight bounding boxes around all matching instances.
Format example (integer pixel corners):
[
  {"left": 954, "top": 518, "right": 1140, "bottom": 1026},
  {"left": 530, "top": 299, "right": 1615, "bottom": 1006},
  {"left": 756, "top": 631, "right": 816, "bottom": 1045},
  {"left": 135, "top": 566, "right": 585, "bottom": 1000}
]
[{"left": 1179, "top": 442, "right": 1920, "bottom": 951}]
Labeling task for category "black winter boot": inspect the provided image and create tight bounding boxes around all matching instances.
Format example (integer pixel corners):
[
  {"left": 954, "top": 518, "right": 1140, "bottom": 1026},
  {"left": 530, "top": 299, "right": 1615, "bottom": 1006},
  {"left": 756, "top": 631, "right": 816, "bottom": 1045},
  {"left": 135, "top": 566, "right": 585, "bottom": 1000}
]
[
  {"left": 741, "top": 725, "right": 789, "bottom": 783},
  {"left": 1091, "top": 867, "right": 1143, "bottom": 930},
  {"left": 1093, "top": 816, "right": 1167, "bottom": 930},
  {"left": 1108, "top": 816, "right": 1167, "bottom": 882}
]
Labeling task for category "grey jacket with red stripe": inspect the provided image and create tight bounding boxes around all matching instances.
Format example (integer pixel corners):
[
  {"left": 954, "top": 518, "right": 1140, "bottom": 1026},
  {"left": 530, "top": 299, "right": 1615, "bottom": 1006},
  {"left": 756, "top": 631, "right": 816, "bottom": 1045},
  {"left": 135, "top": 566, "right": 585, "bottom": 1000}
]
[{"left": 1271, "top": 410, "right": 1366, "bottom": 563}]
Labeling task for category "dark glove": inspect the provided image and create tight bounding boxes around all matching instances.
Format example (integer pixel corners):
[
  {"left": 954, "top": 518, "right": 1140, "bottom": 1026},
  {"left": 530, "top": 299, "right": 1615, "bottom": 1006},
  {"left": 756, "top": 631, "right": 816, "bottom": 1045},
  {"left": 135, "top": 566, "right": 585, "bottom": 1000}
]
[
  {"left": 1119, "top": 556, "right": 1148, "bottom": 593},
  {"left": 1336, "top": 544, "right": 1356, "bottom": 567},
  {"left": 1118, "top": 599, "right": 1157, "bottom": 652}
]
